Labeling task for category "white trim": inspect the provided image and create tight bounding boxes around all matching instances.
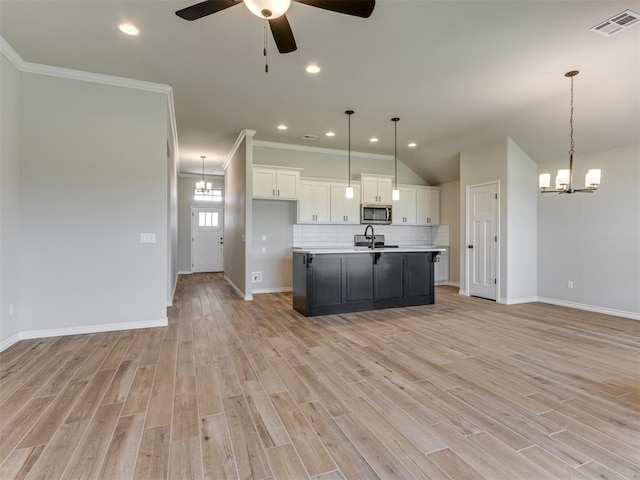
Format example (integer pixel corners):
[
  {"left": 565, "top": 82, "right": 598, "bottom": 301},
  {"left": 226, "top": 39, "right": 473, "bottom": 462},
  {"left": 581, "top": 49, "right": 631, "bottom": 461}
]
[
  {"left": 253, "top": 140, "right": 394, "bottom": 161},
  {"left": 224, "top": 274, "right": 253, "bottom": 301},
  {"left": 1, "top": 35, "right": 172, "bottom": 94},
  {"left": 1, "top": 318, "right": 169, "bottom": 350},
  {"left": 447, "top": 281, "right": 460, "bottom": 288},
  {"left": 459, "top": 289, "right": 469, "bottom": 296},
  {"left": 537, "top": 297, "right": 639, "bottom": 321},
  {"left": 252, "top": 287, "right": 293, "bottom": 294},
  {"left": 497, "top": 296, "right": 538, "bottom": 305},
  {"left": 224, "top": 129, "right": 255, "bottom": 170},
  {"left": 0, "top": 334, "right": 22, "bottom": 353},
  {"left": 178, "top": 271, "right": 194, "bottom": 275},
  {"left": 179, "top": 172, "right": 225, "bottom": 179},
  {"left": 168, "top": 274, "right": 179, "bottom": 307},
  {"left": 1, "top": 36, "right": 23, "bottom": 69}
]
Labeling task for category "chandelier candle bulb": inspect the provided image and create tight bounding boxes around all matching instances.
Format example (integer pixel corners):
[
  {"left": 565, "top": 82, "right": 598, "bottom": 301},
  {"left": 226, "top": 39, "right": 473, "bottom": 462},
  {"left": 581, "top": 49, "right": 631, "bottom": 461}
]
[
  {"left": 539, "top": 173, "right": 551, "bottom": 189},
  {"left": 586, "top": 169, "right": 601, "bottom": 187},
  {"left": 557, "top": 169, "right": 570, "bottom": 187}
]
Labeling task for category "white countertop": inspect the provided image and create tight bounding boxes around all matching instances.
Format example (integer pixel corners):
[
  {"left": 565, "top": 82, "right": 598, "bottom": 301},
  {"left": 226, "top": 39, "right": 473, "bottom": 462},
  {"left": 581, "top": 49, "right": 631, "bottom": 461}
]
[{"left": 292, "top": 246, "right": 447, "bottom": 254}]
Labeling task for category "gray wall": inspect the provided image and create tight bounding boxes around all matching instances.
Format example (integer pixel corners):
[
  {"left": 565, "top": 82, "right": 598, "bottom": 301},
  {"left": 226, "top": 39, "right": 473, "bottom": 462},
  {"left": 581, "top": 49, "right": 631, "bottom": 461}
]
[
  {"left": 19, "top": 72, "right": 169, "bottom": 333},
  {"left": 439, "top": 180, "right": 460, "bottom": 284},
  {"left": 224, "top": 135, "right": 249, "bottom": 296},
  {"left": 251, "top": 200, "right": 296, "bottom": 291},
  {"left": 506, "top": 139, "right": 538, "bottom": 301},
  {"left": 538, "top": 144, "right": 640, "bottom": 316},
  {"left": 0, "top": 52, "right": 21, "bottom": 345},
  {"left": 254, "top": 144, "right": 428, "bottom": 185},
  {"left": 177, "top": 174, "right": 224, "bottom": 273}
]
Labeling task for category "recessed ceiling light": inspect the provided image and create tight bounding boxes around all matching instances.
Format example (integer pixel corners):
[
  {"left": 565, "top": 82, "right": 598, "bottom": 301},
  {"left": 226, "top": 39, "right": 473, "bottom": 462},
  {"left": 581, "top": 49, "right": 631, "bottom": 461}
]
[
  {"left": 305, "top": 65, "right": 320, "bottom": 74},
  {"left": 118, "top": 24, "right": 139, "bottom": 36},
  {"left": 369, "top": 137, "right": 379, "bottom": 143},
  {"left": 326, "top": 131, "right": 335, "bottom": 137},
  {"left": 408, "top": 142, "right": 417, "bottom": 147},
  {"left": 277, "top": 125, "right": 288, "bottom": 130}
]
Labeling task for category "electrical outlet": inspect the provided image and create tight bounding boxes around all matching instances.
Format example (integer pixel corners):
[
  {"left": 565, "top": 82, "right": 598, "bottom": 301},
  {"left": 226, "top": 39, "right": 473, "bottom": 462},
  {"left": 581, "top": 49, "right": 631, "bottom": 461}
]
[
  {"left": 252, "top": 271, "right": 262, "bottom": 282},
  {"left": 140, "top": 233, "right": 156, "bottom": 243},
  {"left": 567, "top": 281, "right": 574, "bottom": 289},
  {"left": 261, "top": 234, "right": 267, "bottom": 241}
]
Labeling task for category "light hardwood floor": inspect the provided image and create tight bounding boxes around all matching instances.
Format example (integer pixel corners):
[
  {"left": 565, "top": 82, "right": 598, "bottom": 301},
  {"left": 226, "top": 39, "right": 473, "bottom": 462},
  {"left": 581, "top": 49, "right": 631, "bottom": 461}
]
[{"left": 1, "top": 273, "right": 638, "bottom": 479}]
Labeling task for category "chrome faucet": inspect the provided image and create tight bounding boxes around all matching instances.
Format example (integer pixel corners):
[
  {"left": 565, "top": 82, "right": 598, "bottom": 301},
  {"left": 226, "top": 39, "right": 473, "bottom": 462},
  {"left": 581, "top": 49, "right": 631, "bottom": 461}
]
[{"left": 364, "top": 224, "right": 375, "bottom": 249}]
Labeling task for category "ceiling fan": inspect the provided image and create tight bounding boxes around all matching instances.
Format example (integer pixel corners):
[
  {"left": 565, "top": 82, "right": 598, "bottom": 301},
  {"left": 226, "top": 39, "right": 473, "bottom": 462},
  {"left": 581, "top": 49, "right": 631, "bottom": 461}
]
[{"left": 175, "top": 0, "right": 375, "bottom": 54}]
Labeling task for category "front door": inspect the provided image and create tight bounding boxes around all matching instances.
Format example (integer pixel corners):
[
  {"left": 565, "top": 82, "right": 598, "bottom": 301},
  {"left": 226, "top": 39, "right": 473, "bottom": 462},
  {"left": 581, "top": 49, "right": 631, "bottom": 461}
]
[
  {"left": 467, "top": 182, "right": 498, "bottom": 300},
  {"left": 191, "top": 207, "right": 223, "bottom": 272}
]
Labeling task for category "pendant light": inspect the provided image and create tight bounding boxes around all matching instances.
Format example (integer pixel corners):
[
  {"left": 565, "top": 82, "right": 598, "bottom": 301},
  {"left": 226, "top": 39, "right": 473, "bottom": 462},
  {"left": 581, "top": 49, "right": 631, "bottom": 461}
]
[
  {"left": 391, "top": 117, "right": 400, "bottom": 201},
  {"left": 194, "top": 155, "right": 213, "bottom": 196},
  {"left": 539, "top": 70, "right": 601, "bottom": 194},
  {"left": 345, "top": 110, "right": 355, "bottom": 199}
]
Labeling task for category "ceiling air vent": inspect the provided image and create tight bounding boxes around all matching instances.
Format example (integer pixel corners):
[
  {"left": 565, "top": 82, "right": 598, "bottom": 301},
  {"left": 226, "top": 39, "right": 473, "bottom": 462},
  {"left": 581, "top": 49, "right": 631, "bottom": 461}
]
[
  {"left": 302, "top": 134, "right": 318, "bottom": 140},
  {"left": 590, "top": 9, "right": 640, "bottom": 36}
]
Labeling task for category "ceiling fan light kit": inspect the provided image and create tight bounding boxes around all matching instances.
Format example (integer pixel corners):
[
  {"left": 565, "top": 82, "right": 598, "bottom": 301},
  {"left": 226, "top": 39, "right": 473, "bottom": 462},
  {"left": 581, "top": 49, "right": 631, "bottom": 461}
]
[
  {"left": 244, "top": 0, "right": 291, "bottom": 19},
  {"left": 539, "top": 70, "right": 601, "bottom": 195}
]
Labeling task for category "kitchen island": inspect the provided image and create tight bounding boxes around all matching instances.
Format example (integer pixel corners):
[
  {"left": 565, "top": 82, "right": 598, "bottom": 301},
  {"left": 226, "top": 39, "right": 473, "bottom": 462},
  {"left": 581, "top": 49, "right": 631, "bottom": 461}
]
[{"left": 292, "top": 247, "right": 445, "bottom": 316}]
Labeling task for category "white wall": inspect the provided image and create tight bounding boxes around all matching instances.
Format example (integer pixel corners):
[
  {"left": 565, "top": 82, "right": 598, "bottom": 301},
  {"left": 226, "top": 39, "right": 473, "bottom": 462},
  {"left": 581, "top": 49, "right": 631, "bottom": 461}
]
[
  {"left": 0, "top": 51, "right": 22, "bottom": 346},
  {"left": 254, "top": 143, "right": 428, "bottom": 185},
  {"left": 439, "top": 180, "right": 460, "bottom": 284},
  {"left": 18, "top": 72, "right": 169, "bottom": 334},
  {"left": 506, "top": 139, "right": 538, "bottom": 302},
  {"left": 177, "top": 174, "right": 224, "bottom": 273},
  {"left": 224, "top": 132, "right": 250, "bottom": 298},
  {"left": 538, "top": 144, "right": 640, "bottom": 317},
  {"left": 251, "top": 200, "right": 296, "bottom": 292}
]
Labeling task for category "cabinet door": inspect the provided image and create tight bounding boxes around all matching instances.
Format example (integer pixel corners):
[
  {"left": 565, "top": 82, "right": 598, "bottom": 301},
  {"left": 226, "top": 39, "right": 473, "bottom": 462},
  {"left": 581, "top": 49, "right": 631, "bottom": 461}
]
[
  {"left": 404, "top": 253, "right": 433, "bottom": 298},
  {"left": 299, "top": 182, "right": 315, "bottom": 223},
  {"left": 435, "top": 253, "right": 449, "bottom": 284},
  {"left": 417, "top": 188, "right": 440, "bottom": 225},
  {"left": 253, "top": 169, "right": 277, "bottom": 198},
  {"left": 344, "top": 185, "right": 360, "bottom": 223},
  {"left": 344, "top": 254, "right": 374, "bottom": 303},
  {"left": 310, "top": 256, "right": 343, "bottom": 306},
  {"left": 393, "top": 187, "right": 417, "bottom": 224},
  {"left": 377, "top": 177, "right": 393, "bottom": 204},
  {"left": 332, "top": 184, "right": 361, "bottom": 223},
  {"left": 276, "top": 170, "right": 300, "bottom": 199},
  {"left": 314, "top": 182, "right": 331, "bottom": 223},
  {"left": 374, "top": 253, "right": 404, "bottom": 300},
  {"left": 361, "top": 177, "right": 380, "bottom": 203}
]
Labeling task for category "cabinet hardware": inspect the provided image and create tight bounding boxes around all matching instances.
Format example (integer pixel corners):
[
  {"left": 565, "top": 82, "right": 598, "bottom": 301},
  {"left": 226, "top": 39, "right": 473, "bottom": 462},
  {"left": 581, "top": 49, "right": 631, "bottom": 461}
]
[
  {"left": 277, "top": 189, "right": 280, "bottom": 196},
  {"left": 468, "top": 245, "right": 474, "bottom": 249}
]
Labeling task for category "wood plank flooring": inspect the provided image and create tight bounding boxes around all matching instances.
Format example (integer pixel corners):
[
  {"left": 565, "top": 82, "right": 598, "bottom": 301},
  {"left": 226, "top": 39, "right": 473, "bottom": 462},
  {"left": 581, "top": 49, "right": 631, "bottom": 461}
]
[{"left": 1, "top": 272, "right": 638, "bottom": 479}]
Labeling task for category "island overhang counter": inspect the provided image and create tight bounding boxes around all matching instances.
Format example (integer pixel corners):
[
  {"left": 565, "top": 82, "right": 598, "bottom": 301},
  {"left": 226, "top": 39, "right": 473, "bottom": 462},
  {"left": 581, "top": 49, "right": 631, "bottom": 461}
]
[{"left": 292, "top": 247, "right": 445, "bottom": 316}]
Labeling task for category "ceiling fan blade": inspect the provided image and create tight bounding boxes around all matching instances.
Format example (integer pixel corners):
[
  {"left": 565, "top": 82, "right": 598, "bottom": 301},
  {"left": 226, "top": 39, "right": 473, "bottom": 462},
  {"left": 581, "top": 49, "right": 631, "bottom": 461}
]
[
  {"left": 294, "top": 0, "right": 375, "bottom": 18},
  {"left": 269, "top": 15, "right": 297, "bottom": 53},
  {"left": 176, "top": 0, "right": 238, "bottom": 21}
]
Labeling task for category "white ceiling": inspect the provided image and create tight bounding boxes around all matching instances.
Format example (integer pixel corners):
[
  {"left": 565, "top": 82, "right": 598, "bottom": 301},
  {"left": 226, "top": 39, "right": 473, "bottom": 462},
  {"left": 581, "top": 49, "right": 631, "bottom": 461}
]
[{"left": 1, "top": 0, "right": 639, "bottom": 184}]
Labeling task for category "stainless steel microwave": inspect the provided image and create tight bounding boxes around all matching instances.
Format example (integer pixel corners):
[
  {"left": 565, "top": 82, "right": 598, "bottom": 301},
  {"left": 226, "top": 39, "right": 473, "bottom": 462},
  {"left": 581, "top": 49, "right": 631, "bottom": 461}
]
[{"left": 361, "top": 204, "right": 392, "bottom": 224}]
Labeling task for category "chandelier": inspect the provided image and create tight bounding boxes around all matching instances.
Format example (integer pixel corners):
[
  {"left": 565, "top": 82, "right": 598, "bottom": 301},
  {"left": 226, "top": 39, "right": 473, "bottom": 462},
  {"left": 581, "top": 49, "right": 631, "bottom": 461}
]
[
  {"left": 194, "top": 155, "right": 214, "bottom": 196},
  {"left": 539, "top": 70, "right": 601, "bottom": 194}
]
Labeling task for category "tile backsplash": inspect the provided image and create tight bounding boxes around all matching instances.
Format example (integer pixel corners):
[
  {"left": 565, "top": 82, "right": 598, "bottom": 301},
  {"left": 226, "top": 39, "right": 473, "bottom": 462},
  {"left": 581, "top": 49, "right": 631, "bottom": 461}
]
[{"left": 293, "top": 224, "right": 449, "bottom": 248}]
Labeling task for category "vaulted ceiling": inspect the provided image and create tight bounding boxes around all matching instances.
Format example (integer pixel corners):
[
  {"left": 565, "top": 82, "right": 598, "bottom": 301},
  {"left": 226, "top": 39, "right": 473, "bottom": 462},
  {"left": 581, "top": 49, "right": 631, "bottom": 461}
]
[{"left": 2, "top": 1, "right": 638, "bottom": 184}]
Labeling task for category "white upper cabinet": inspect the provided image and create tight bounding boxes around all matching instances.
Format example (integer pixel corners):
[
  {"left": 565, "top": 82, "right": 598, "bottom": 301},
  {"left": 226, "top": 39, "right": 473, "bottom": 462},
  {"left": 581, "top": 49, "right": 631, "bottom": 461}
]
[
  {"left": 298, "top": 181, "right": 331, "bottom": 223},
  {"left": 330, "top": 184, "right": 361, "bottom": 224},
  {"left": 361, "top": 175, "right": 393, "bottom": 204},
  {"left": 252, "top": 166, "right": 301, "bottom": 200},
  {"left": 416, "top": 187, "right": 440, "bottom": 225},
  {"left": 392, "top": 187, "right": 418, "bottom": 225}
]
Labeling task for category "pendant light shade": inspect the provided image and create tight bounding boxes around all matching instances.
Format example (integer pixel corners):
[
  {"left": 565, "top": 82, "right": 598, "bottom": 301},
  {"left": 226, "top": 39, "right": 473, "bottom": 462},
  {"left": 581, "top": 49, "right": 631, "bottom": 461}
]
[
  {"left": 539, "top": 70, "right": 601, "bottom": 194},
  {"left": 244, "top": 0, "right": 291, "bottom": 19},
  {"left": 391, "top": 117, "right": 400, "bottom": 201},
  {"left": 345, "top": 110, "right": 355, "bottom": 199}
]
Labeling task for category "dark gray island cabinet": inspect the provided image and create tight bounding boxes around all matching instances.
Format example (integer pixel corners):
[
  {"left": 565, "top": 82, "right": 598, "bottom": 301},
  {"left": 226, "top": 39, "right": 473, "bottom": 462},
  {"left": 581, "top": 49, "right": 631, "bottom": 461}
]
[{"left": 292, "top": 248, "right": 444, "bottom": 316}]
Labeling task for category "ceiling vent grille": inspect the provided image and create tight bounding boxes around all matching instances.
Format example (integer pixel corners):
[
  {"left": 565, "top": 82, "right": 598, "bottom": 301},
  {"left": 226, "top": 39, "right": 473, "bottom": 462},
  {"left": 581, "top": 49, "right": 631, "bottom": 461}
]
[{"left": 590, "top": 9, "right": 640, "bottom": 36}]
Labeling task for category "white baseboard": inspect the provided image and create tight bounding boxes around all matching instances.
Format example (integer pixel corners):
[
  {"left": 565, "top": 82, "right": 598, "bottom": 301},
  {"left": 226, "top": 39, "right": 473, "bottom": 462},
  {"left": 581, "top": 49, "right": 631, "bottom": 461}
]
[
  {"left": 447, "top": 281, "right": 460, "bottom": 288},
  {"left": 459, "top": 289, "right": 469, "bottom": 296},
  {"left": 498, "top": 296, "right": 538, "bottom": 305},
  {"left": 178, "top": 271, "right": 193, "bottom": 275},
  {"left": 537, "top": 297, "right": 639, "bottom": 321},
  {"left": 252, "top": 287, "right": 293, "bottom": 294},
  {"left": 0, "top": 333, "right": 22, "bottom": 353},
  {"left": 0, "top": 318, "right": 168, "bottom": 352},
  {"left": 224, "top": 275, "right": 253, "bottom": 301}
]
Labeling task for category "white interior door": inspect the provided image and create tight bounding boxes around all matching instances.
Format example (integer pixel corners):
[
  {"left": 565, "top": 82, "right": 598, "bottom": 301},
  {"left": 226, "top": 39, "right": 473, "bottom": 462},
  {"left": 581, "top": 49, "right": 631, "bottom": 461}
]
[
  {"left": 467, "top": 182, "right": 497, "bottom": 300},
  {"left": 192, "top": 207, "right": 223, "bottom": 272}
]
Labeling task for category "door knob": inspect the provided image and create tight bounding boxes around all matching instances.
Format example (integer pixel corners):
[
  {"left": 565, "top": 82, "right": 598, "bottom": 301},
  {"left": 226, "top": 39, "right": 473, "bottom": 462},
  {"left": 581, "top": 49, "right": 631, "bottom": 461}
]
[{"left": 468, "top": 245, "right": 474, "bottom": 249}]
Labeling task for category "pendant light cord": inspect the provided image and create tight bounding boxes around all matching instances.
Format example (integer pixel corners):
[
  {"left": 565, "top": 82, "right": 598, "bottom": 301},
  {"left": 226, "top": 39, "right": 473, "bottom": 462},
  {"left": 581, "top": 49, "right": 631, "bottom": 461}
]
[
  {"left": 569, "top": 74, "right": 574, "bottom": 157},
  {"left": 394, "top": 120, "right": 398, "bottom": 188},
  {"left": 345, "top": 110, "right": 354, "bottom": 187}
]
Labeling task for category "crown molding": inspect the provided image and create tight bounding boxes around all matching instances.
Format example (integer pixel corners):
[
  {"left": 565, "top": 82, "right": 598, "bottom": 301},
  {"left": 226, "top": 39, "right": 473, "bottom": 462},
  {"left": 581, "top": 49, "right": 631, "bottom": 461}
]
[
  {"left": 252, "top": 139, "right": 394, "bottom": 161},
  {"left": 223, "top": 129, "right": 255, "bottom": 170},
  {"left": 1, "top": 35, "right": 171, "bottom": 94}
]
